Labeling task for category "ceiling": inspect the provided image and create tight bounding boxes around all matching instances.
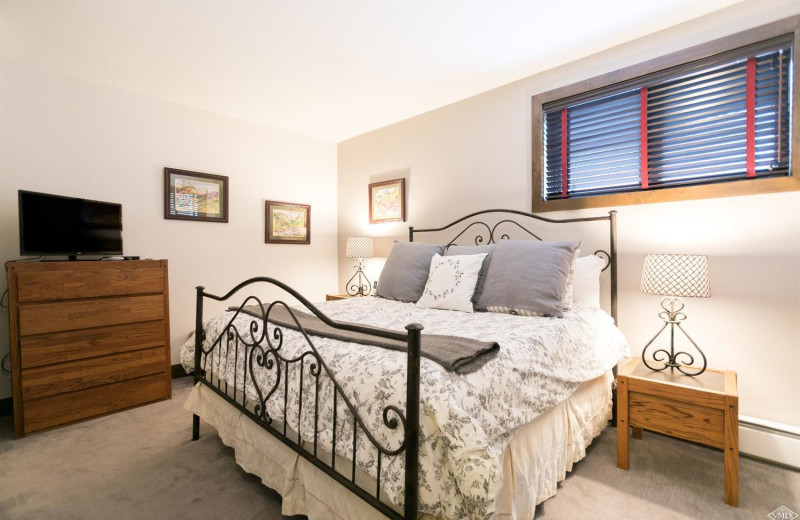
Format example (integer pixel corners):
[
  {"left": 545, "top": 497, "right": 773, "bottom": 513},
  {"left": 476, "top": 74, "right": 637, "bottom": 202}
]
[{"left": 4, "top": 0, "right": 744, "bottom": 142}]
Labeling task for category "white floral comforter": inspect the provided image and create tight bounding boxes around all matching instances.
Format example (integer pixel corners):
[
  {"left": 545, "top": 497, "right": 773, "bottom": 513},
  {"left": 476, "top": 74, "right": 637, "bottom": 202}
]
[{"left": 181, "top": 297, "right": 629, "bottom": 520}]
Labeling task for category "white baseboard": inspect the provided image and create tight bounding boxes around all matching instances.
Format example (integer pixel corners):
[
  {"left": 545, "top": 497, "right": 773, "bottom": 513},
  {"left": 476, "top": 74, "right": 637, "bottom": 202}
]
[{"left": 739, "top": 415, "right": 800, "bottom": 470}]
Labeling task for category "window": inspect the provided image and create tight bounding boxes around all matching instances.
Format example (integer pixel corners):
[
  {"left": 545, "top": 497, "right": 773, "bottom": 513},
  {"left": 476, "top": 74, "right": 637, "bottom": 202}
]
[{"left": 532, "top": 18, "right": 800, "bottom": 212}]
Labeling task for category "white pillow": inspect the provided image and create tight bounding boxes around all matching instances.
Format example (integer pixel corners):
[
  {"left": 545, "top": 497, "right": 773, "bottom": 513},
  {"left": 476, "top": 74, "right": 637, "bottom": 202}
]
[
  {"left": 416, "top": 253, "right": 488, "bottom": 313},
  {"left": 561, "top": 249, "right": 579, "bottom": 311},
  {"left": 573, "top": 254, "right": 606, "bottom": 307}
]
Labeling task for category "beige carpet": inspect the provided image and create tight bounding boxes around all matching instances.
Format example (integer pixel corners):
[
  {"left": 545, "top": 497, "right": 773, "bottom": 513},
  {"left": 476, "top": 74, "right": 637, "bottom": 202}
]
[{"left": 0, "top": 377, "right": 797, "bottom": 520}]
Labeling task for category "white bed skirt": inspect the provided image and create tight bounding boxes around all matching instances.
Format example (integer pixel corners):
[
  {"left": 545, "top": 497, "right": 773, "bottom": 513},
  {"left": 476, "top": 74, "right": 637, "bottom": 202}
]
[{"left": 184, "top": 371, "right": 613, "bottom": 520}]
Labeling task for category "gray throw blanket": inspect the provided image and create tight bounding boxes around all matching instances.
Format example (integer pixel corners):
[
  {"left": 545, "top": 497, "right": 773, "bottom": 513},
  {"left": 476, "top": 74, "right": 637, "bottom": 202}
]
[{"left": 230, "top": 304, "right": 499, "bottom": 375}]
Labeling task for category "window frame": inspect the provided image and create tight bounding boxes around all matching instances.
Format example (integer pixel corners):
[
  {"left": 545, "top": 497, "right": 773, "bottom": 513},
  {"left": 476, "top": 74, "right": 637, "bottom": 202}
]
[{"left": 531, "top": 16, "right": 800, "bottom": 212}]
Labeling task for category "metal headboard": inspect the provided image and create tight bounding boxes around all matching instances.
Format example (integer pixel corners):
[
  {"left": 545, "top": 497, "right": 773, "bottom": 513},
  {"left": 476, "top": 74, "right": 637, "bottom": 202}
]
[{"left": 408, "top": 209, "right": 618, "bottom": 324}]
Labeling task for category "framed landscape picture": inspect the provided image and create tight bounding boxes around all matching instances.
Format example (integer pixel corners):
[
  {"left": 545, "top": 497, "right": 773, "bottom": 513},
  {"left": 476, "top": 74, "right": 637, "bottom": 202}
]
[
  {"left": 164, "top": 168, "right": 229, "bottom": 222},
  {"left": 265, "top": 200, "right": 310, "bottom": 244},
  {"left": 369, "top": 178, "right": 405, "bottom": 224}
]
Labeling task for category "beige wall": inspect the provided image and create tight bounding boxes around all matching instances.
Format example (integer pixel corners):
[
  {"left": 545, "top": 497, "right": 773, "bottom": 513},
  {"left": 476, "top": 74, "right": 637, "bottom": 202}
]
[
  {"left": 0, "top": 54, "right": 338, "bottom": 399},
  {"left": 338, "top": 1, "right": 800, "bottom": 429}
]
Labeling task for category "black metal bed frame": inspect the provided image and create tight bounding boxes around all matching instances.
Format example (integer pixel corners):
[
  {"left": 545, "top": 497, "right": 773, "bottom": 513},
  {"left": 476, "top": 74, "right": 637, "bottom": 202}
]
[
  {"left": 190, "top": 208, "right": 618, "bottom": 520},
  {"left": 191, "top": 278, "right": 421, "bottom": 519}
]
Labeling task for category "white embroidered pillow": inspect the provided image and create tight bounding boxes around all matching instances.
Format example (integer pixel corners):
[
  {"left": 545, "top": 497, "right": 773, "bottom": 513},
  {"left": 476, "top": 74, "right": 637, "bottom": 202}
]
[{"left": 416, "top": 253, "right": 488, "bottom": 313}]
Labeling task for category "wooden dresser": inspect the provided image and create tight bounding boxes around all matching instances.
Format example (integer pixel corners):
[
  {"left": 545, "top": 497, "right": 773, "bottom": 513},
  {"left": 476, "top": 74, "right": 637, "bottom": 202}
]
[{"left": 7, "top": 260, "right": 171, "bottom": 437}]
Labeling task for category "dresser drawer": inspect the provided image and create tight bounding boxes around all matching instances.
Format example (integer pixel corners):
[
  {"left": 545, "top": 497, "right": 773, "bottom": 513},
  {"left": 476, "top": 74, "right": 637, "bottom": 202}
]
[
  {"left": 19, "top": 321, "right": 166, "bottom": 368},
  {"left": 21, "top": 346, "right": 167, "bottom": 400},
  {"left": 18, "top": 295, "right": 165, "bottom": 336},
  {"left": 14, "top": 261, "right": 165, "bottom": 302},
  {"left": 22, "top": 374, "right": 169, "bottom": 434}
]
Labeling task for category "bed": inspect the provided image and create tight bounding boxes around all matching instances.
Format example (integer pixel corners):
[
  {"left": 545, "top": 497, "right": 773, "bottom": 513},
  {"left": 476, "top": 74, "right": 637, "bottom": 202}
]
[{"left": 182, "top": 209, "right": 630, "bottom": 520}]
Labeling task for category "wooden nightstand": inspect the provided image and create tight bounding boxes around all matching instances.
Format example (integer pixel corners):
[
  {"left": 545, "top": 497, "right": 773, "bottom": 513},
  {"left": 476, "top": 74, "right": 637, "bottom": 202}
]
[
  {"left": 616, "top": 357, "right": 739, "bottom": 506},
  {"left": 326, "top": 294, "right": 355, "bottom": 301}
]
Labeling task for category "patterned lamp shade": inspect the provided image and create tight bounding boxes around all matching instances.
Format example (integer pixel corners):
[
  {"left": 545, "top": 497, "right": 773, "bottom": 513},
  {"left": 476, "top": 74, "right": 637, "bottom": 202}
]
[
  {"left": 345, "top": 236, "right": 374, "bottom": 259},
  {"left": 640, "top": 254, "right": 710, "bottom": 298}
]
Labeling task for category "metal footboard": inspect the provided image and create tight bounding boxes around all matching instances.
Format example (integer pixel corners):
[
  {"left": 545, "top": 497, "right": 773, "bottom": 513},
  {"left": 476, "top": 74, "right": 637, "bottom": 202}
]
[{"left": 190, "top": 277, "right": 421, "bottom": 520}]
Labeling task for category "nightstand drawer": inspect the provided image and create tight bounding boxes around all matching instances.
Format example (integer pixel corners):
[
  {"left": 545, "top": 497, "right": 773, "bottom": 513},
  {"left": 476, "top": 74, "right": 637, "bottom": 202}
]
[{"left": 629, "top": 391, "right": 724, "bottom": 448}]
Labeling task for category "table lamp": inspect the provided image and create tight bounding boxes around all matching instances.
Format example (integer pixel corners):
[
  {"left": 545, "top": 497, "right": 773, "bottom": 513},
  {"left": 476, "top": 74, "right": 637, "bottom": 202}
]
[
  {"left": 640, "top": 254, "right": 710, "bottom": 376},
  {"left": 345, "top": 236, "right": 374, "bottom": 296}
]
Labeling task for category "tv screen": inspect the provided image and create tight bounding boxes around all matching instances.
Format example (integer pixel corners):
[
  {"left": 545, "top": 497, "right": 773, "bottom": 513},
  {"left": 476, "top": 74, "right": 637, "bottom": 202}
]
[{"left": 19, "top": 190, "right": 123, "bottom": 257}]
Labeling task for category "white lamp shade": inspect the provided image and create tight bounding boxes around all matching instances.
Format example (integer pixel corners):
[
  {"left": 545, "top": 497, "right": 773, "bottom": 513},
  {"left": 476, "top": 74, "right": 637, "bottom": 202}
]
[
  {"left": 345, "top": 236, "right": 374, "bottom": 259},
  {"left": 640, "top": 254, "right": 710, "bottom": 298}
]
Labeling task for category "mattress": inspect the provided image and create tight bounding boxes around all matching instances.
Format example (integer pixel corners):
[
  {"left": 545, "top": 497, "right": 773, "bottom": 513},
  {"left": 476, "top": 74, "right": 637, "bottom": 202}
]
[
  {"left": 184, "top": 371, "right": 614, "bottom": 520},
  {"left": 181, "top": 297, "right": 629, "bottom": 518}
]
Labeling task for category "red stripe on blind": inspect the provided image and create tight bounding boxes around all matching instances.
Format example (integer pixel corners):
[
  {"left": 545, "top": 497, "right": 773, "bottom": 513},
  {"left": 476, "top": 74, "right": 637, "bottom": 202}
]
[
  {"left": 561, "top": 108, "right": 568, "bottom": 198},
  {"left": 746, "top": 57, "right": 756, "bottom": 178},
  {"left": 640, "top": 87, "right": 649, "bottom": 190}
]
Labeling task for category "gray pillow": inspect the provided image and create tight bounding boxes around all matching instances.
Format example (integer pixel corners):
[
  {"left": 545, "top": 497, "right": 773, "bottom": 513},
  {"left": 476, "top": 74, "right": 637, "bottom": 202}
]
[
  {"left": 476, "top": 240, "right": 580, "bottom": 318},
  {"left": 444, "top": 244, "right": 495, "bottom": 307},
  {"left": 376, "top": 242, "right": 445, "bottom": 303}
]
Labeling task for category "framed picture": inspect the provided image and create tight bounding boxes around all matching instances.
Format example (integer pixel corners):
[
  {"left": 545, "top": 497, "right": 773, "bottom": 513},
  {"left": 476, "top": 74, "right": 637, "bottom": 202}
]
[
  {"left": 369, "top": 178, "right": 406, "bottom": 224},
  {"left": 164, "top": 168, "right": 229, "bottom": 222},
  {"left": 265, "top": 200, "right": 310, "bottom": 245}
]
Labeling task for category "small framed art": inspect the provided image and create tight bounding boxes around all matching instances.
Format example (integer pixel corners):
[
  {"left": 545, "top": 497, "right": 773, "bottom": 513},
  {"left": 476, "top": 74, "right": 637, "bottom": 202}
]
[
  {"left": 164, "top": 168, "right": 229, "bottom": 222},
  {"left": 265, "top": 200, "right": 311, "bottom": 244},
  {"left": 369, "top": 178, "right": 406, "bottom": 224}
]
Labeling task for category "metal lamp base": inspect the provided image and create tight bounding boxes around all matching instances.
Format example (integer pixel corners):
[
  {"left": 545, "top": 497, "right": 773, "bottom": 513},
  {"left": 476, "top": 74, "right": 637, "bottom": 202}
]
[
  {"left": 641, "top": 297, "right": 707, "bottom": 377},
  {"left": 346, "top": 259, "right": 371, "bottom": 297}
]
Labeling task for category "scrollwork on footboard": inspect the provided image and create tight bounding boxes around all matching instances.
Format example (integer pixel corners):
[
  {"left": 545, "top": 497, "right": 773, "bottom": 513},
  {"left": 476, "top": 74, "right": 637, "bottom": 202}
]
[{"left": 190, "top": 278, "right": 421, "bottom": 520}]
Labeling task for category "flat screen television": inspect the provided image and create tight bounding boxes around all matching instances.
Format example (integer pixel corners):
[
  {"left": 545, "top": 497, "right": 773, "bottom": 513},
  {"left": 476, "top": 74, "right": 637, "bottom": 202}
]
[{"left": 19, "top": 190, "right": 123, "bottom": 259}]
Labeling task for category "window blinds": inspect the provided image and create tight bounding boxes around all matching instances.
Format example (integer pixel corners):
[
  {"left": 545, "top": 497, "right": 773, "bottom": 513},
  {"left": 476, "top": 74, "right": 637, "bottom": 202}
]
[{"left": 542, "top": 36, "right": 793, "bottom": 201}]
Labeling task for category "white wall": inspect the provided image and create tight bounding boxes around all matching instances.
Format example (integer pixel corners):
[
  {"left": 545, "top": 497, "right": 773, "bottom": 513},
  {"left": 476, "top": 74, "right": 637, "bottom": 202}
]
[
  {"left": 0, "top": 48, "right": 338, "bottom": 399},
  {"left": 338, "top": 0, "right": 800, "bottom": 435}
]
